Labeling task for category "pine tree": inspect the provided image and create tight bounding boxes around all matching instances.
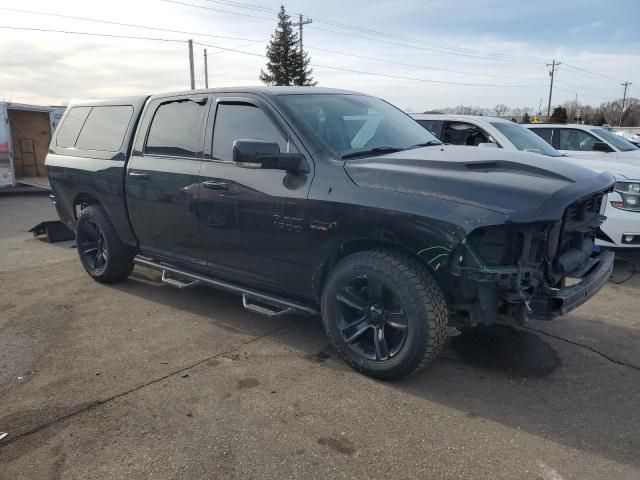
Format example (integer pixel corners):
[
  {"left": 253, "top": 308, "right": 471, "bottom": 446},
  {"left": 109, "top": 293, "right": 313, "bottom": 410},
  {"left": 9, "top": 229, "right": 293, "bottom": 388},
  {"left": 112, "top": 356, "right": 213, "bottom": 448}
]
[
  {"left": 293, "top": 44, "right": 316, "bottom": 86},
  {"left": 260, "top": 6, "right": 316, "bottom": 86},
  {"left": 550, "top": 106, "right": 568, "bottom": 124}
]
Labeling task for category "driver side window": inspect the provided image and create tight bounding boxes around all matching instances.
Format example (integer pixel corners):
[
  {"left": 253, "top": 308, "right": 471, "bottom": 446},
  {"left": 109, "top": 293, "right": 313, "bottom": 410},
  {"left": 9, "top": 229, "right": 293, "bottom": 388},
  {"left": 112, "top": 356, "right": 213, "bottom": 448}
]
[
  {"left": 443, "top": 122, "right": 493, "bottom": 146},
  {"left": 557, "top": 129, "right": 598, "bottom": 151},
  {"left": 211, "top": 103, "right": 288, "bottom": 162}
]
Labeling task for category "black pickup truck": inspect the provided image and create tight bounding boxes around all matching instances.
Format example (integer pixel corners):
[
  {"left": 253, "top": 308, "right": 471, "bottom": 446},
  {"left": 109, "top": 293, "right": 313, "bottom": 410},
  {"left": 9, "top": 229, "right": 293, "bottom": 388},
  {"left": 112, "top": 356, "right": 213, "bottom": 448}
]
[{"left": 46, "top": 87, "right": 614, "bottom": 379}]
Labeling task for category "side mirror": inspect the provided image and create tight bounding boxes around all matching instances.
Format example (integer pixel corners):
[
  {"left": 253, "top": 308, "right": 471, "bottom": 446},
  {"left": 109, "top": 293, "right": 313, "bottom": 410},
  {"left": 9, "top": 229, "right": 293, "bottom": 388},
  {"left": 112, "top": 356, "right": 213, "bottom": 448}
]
[
  {"left": 592, "top": 141, "right": 614, "bottom": 153},
  {"left": 232, "top": 139, "right": 308, "bottom": 173},
  {"left": 478, "top": 142, "right": 498, "bottom": 149}
]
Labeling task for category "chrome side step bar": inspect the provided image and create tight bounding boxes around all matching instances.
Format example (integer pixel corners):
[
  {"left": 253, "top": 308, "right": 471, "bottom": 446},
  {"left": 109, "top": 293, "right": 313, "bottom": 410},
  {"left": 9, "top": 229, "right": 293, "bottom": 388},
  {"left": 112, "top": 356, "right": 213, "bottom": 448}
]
[
  {"left": 161, "top": 270, "right": 200, "bottom": 289},
  {"left": 242, "top": 295, "right": 295, "bottom": 318},
  {"left": 133, "top": 256, "right": 319, "bottom": 317}
]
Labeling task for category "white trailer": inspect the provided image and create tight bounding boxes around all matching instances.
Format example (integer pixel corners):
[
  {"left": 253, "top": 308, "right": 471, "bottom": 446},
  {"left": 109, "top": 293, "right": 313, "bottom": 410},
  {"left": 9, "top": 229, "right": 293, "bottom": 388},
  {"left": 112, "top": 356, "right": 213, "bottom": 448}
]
[{"left": 0, "top": 102, "right": 62, "bottom": 190}]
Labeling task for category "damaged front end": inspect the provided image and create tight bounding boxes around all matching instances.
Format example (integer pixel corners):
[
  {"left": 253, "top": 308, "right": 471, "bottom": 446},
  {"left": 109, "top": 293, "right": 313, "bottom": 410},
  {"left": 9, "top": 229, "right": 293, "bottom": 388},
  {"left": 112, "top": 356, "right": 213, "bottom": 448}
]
[{"left": 448, "top": 190, "right": 614, "bottom": 327}]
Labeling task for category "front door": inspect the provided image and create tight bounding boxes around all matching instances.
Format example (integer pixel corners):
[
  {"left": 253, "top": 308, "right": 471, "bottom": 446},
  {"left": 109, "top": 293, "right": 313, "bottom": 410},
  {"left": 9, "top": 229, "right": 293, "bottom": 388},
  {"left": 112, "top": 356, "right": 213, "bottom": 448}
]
[
  {"left": 126, "top": 95, "right": 210, "bottom": 265},
  {"left": 197, "top": 94, "right": 314, "bottom": 294},
  {"left": 554, "top": 128, "right": 610, "bottom": 161}
]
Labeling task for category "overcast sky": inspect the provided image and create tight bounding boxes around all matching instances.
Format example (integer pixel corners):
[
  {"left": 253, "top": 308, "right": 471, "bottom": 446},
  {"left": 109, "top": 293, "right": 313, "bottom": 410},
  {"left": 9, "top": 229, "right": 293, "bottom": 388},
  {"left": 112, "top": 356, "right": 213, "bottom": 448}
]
[{"left": 0, "top": 0, "right": 638, "bottom": 111}]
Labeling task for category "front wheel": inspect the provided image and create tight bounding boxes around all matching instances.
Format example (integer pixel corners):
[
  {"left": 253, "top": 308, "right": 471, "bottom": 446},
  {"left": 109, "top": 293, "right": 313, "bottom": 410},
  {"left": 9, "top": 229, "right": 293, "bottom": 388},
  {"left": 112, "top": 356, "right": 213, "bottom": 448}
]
[
  {"left": 321, "top": 249, "right": 448, "bottom": 380},
  {"left": 76, "top": 205, "right": 135, "bottom": 283}
]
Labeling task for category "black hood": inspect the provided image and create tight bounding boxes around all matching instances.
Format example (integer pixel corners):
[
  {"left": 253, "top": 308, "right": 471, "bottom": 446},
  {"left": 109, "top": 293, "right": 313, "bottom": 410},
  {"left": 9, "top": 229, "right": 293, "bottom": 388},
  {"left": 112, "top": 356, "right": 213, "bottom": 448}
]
[{"left": 344, "top": 145, "right": 614, "bottom": 222}]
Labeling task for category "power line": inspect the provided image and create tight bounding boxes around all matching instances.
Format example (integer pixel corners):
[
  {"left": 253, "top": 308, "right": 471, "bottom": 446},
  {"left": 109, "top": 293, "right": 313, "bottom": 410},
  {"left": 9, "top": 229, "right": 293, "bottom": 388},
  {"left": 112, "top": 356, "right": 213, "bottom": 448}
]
[
  {"left": 306, "top": 45, "right": 544, "bottom": 80},
  {"left": 1, "top": 5, "right": 544, "bottom": 77},
  {"left": 0, "top": 22, "right": 623, "bottom": 100},
  {"left": 198, "top": 0, "right": 638, "bottom": 91},
  {"left": 163, "top": 0, "right": 274, "bottom": 21},
  {"left": 554, "top": 79, "right": 615, "bottom": 94},
  {"left": 0, "top": 7, "right": 261, "bottom": 43},
  {"left": 167, "top": 0, "right": 544, "bottom": 64},
  {"left": 562, "top": 63, "right": 627, "bottom": 83},
  {"left": 0, "top": 25, "right": 187, "bottom": 43},
  {"left": 193, "top": 41, "right": 547, "bottom": 88},
  {"left": 201, "top": 0, "right": 549, "bottom": 62},
  {"left": 553, "top": 85, "right": 616, "bottom": 102}
]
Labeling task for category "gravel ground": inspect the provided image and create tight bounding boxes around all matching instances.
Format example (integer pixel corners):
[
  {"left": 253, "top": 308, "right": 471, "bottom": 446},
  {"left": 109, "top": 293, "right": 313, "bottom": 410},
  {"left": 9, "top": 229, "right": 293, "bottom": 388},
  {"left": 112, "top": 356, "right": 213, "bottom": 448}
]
[{"left": 1, "top": 191, "right": 639, "bottom": 480}]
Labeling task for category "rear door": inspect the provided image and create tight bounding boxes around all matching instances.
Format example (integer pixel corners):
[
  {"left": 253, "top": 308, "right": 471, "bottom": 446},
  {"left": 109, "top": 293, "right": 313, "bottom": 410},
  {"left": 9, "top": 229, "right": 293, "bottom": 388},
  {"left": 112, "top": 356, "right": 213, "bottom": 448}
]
[
  {"left": 554, "top": 128, "right": 608, "bottom": 161},
  {"left": 197, "top": 94, "right": 314, "bottom": 293},
  {"left": 126, "top": 94, "right": 210, "bottom": 265}
]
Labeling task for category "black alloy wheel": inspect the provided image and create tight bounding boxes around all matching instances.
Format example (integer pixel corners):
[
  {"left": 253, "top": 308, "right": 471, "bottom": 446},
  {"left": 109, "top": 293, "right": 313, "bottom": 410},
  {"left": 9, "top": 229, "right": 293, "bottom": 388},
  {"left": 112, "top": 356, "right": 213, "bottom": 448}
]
[
  {"left": 75, "top": 205, "right": 135, "bottom": 283},
  {"left": 321, "top": 249, "right": 448, "bottom": 380},
  {"left": 335, "top": 274, "right": 408, "bottom": 362},
  {"left": 78, "top": 219, "right": 108, "bottom": 273}
]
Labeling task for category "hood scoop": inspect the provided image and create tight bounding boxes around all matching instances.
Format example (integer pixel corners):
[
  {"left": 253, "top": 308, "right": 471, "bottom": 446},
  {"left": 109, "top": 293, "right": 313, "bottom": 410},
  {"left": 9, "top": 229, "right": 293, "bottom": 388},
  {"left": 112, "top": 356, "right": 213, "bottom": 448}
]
[
  {"left": 463, "top": 160, "right": 570, "bottom": 181},
  {"left": 465, "top": 161, "right": 499, "bottom": 170}
]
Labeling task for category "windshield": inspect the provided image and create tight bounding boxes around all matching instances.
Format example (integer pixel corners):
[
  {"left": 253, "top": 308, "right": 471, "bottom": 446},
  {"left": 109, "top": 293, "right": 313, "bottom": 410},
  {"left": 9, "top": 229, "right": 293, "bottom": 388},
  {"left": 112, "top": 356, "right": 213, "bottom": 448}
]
[
  {"left": 490, "top": 121, "right": 562, "bottom": 157},
  {"left": 593, "top": 128, "right": 638, "bottom": 152},
  {"left": 279, "top": 94, "right": 440, "bottom": 157}
]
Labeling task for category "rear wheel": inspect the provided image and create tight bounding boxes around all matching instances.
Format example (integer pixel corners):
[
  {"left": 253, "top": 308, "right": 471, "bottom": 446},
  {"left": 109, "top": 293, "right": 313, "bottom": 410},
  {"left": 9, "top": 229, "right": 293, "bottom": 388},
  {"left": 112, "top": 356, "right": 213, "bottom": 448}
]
[
  {"left": 321, "top": 249, "right": 448, "bottom": 380},
  {"left": 76, "top": 205, "right": 134, "bottom": 283}
]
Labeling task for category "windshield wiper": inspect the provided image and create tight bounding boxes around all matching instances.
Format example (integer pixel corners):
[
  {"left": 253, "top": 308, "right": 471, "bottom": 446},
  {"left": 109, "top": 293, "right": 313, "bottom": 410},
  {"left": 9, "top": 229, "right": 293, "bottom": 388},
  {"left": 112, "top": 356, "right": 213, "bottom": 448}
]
[
  {"left": 407, "top": 140, "right": 442, "bottom": 149},
  {"left": 341, "top": 146, "right": 404, "bottom": 159}
]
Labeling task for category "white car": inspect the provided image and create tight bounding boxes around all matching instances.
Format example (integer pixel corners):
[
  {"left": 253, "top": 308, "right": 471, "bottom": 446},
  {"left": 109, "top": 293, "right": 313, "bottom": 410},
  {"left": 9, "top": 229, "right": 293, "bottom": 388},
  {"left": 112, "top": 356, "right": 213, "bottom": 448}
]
[
  {"left": 412, "top": 114, "right": 640, "bottom": 248},
  {"left": 527, "top": 123, "right": 640, "bottom": 167},
  {"left": 612, "top": 129, "right": 640, "bottom": 148}
]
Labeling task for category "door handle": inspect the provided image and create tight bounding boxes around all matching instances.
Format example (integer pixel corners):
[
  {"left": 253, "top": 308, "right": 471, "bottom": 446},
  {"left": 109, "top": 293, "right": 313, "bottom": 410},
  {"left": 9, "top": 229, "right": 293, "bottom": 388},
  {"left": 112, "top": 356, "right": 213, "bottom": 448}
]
[
  {"left": 129, "top": 171, "right": 149, "bottom": 180},
  {"left": 203, "top": 181, "right": 228, "bottom": 191}
]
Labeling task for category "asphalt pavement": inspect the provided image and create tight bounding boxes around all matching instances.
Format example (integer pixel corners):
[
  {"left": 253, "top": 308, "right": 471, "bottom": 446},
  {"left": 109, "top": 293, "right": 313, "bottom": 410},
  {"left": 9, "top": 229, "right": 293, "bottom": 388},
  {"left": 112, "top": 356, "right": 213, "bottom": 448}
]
[{"left": 1, "top": 191, "right": 639, "bottom": 480}]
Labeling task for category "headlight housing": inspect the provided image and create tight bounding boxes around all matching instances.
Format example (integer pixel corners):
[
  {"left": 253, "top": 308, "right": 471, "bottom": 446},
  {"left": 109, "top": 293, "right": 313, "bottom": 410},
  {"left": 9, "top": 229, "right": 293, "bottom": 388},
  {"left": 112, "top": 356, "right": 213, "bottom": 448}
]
[{"left": 611, "top": 181, "right": 640, "bottom": 211}]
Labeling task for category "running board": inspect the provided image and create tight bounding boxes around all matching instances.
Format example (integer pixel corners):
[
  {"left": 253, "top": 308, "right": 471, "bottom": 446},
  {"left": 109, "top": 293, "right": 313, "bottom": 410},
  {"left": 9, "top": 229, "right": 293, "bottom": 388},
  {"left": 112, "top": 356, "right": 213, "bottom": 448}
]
[
  {"left": 133, "top": 256, "right": 318, "bottom": 317},
  {"left": 242, "top": 295, "right": 295, "bottom": 318},
  {"left": 161, "top": 270, "right": 199, "bottom": 289}
]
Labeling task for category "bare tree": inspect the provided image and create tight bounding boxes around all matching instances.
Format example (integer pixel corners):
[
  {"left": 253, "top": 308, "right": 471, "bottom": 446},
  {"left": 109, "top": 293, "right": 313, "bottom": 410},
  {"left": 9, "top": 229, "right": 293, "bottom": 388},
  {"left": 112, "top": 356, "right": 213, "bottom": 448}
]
[{"left": 494, "top": 104, "right": 509, "bottom": 117}]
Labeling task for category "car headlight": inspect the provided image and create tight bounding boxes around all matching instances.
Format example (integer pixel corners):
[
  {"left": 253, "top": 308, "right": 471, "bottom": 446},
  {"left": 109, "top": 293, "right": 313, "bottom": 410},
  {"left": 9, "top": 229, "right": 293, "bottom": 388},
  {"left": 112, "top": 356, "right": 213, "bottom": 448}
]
[{"left": 611, "top": 181, "right": 640, "bottom": 211}]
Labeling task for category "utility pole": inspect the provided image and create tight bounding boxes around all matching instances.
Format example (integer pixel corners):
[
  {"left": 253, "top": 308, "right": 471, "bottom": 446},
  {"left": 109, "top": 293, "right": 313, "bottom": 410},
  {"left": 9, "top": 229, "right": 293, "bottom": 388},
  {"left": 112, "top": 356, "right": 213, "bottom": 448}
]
[
  {"left": 204, "top": 49, "right": 209, "bottom": 89},
  {"left": 188, "top": 39, "right": 195, "bottom": 90},
  {"left": 292, "top": 14, "right": 312, "bottom": 54},
  {"left": 619, "top": 81, "right": 632, "bottom": 126},
  {"left": 546, "top": 60, "right": 560, "bottom": 120}
]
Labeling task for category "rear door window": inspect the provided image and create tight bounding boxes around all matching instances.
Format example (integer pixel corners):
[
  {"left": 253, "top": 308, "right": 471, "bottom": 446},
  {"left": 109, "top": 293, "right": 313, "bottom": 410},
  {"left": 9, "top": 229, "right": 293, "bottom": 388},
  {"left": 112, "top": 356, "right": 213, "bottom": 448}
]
[
  {"left": 75, "top": 106, "right": 133, "bottom": 151},
  {"left": 211, "top": 103, "right": 287, "bottom": 161},
  {"left": 531, "top": 128, "right": 553, "bottom": 145},
  {"left": 443, "top": 121, "right": 493, "bottom": 146},
  {"left": 56, "top": 107, "right": 91, "bottom": 148},
  {"left": 145, "top": 99, "right": 208, "bottom": 158},
  {"left": 557, "top": 129, "right": 598, "bottom": 151}
]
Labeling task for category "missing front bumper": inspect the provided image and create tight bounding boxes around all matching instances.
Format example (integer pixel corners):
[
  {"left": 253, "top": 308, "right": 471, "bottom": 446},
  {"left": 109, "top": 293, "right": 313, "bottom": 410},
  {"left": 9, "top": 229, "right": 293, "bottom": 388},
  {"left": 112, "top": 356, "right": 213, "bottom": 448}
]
[{"left": 530, "top": 251, "right": 614, "bottom": 320}]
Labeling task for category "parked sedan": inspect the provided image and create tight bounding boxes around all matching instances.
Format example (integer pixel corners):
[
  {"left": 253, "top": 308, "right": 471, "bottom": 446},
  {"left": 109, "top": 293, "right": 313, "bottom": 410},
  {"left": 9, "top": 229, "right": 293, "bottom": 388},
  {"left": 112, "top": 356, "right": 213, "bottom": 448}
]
[
  {"left": 412, "top": 114, "right": 640, "bottom": 248},
  {"left": 527, "top": 123, "right": 640, "bottom": 166}
]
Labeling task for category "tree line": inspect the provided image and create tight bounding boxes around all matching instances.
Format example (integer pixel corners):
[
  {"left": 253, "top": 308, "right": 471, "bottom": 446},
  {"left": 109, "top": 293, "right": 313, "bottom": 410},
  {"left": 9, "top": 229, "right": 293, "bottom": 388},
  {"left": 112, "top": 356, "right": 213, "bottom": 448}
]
[{"left": 429, "top": 99, "right": 639, "bottom": 126}]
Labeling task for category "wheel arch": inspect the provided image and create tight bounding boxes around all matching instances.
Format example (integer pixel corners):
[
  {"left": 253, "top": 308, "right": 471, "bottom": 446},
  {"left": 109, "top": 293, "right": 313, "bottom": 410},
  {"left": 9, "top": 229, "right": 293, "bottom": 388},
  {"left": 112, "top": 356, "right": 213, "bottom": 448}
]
[
  {"left": 72, "top": 192, "right": 102, "bottom": 220},
  {"left": 312, "top": 238, "right": 451, "bottom": 302}
]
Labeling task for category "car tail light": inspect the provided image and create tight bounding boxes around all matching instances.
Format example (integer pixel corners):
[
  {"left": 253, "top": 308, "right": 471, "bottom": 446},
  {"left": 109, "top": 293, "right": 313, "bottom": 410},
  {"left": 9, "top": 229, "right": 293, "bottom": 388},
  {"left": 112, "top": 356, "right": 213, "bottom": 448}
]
[{"left": 0, "top": 142, "right": 9, "bottom": 154}]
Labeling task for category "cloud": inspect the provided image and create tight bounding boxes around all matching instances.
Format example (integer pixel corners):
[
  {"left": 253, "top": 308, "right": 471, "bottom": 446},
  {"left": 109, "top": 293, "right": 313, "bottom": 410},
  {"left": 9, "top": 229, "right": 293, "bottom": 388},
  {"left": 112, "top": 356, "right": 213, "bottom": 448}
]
[
  {"left": 0, "top": 0, "right": 637, "bottom": 110},
  {"left": 569, "top": 21, "right": 604, "bottom": 35}
]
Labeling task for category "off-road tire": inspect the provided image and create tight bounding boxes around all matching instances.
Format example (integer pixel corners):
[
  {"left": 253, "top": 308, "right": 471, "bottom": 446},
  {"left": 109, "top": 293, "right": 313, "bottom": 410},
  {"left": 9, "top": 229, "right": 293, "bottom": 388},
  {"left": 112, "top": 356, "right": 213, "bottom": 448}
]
[
  {"left": 321, "top": 249, "right": 448, "bottom": 380},
  {"left": 76, "top": 205, "right": 135, "bottom": 283}
]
